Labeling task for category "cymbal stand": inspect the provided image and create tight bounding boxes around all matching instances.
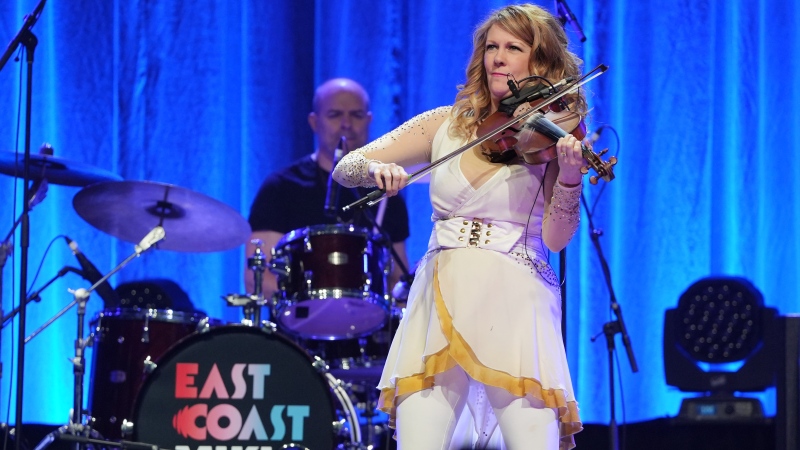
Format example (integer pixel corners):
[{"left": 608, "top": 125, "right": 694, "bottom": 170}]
[
  {"left": 247, "top": 239, "right": 268, "bottom": 323},
  {"left": 24, "top": 226, "right": 165, "bottom": 450},
  {"left": 223, "top": 239, "right": 269, "bottom": 325}
]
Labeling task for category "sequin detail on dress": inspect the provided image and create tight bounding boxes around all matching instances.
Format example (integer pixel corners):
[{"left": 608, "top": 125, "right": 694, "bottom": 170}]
[{"left": 510, "top": 251, "right": 560, "bottom": 286}]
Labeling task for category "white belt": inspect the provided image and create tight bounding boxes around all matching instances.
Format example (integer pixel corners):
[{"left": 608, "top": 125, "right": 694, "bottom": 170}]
[{"left": 429, "top": 217, "right": 525, "bottom": 253}]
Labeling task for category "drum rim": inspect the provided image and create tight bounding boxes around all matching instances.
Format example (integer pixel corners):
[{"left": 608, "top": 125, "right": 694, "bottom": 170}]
[
  {"left": 278, "top": 288, "right": 390, "bottom": 305},
  {"left": 91, "top": 307, "right": 212, "bottom": 325},
  {"left": 276, "top": 292, "right": 390, "bottom": 339},
  {"left": 130, "top": 324, "right": 352, "bottom": 447},
  {"left": 276, "top": 223, "right": 375, "bottom": 247}
]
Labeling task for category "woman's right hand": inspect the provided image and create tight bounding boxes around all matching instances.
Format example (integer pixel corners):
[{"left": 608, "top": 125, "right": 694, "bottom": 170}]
[{"left": 368, "top": 161, "right": 409, "bottom": 196}]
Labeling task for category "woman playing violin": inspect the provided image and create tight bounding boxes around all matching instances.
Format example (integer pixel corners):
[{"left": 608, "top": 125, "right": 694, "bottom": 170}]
[{"left": 333, "top": 4, "right": 587, "bottom": 449}]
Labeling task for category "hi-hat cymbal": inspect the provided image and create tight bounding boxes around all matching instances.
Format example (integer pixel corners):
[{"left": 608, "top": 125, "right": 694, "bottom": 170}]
[
  {"left": 0, "top": 151, "right": 122, "bottom": 186},
  {"left": 73, "top": 180, "right": 251, "bottom": 253}
]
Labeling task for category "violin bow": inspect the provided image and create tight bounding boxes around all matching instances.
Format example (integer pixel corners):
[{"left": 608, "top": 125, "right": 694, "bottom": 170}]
[{"left": 343, "top": 64, "right": 608, "bottom": 211}]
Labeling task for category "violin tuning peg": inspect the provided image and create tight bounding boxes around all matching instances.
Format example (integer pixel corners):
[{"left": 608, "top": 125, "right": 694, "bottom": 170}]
[
  {"left": 580, "top": 166, "right": 590, "bottom": 175},
  {"left": 589, "top": 175, "right": 599, "bottom": 185}
]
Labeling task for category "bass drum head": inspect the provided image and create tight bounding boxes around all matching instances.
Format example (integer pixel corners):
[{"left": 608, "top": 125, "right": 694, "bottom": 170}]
[{"left": 132, "top": 325, "right": 340, "bottom": 450}]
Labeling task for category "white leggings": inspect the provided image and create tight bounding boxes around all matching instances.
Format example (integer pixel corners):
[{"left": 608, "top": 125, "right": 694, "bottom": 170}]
[{"left": 395, "top": 366, "right": 559, "bottom": 450}]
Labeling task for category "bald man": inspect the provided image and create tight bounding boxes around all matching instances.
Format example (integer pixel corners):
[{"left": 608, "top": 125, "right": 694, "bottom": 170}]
[{"left": 245, "top": 78, "right": 410, "bottom": 300}]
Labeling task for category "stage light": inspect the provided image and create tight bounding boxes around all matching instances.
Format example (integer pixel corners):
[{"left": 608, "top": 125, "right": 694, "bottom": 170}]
[{"left": 663, "top": 276, "right": 778, "bottom": 421}]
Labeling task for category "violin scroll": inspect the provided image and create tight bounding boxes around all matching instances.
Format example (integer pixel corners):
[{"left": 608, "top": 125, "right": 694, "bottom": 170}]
[
  {"left": 524, "top": 113, "right": 617, "bottom": 183},
  {"left": 581, "top": 148, "right": 617, "bottom": 184}
]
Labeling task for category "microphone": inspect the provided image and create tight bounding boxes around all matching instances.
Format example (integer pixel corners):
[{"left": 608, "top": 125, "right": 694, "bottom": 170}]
[
  {"left": 498, "top": 77, "right": 575, "bottom": 114},
  {"left": 323, "top": 137, "right": 347, "bottom": 219},
  {"left": 506, "top": 78, "right": 521, "bottom": 98},
  {"left": 555, "top": 0, "right": 587, "bottom": 43},
  {"left": 64, "top": 236, "right": 118, "bottom": 306}
]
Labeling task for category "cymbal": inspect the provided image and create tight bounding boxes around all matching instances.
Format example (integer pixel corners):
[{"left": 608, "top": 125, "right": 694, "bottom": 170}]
[
  {"left": 0, "top": 151, "right": 122, "bottom": 186},
  {"left": 73, "top": 180, "right": 251, "bottom": 252}
]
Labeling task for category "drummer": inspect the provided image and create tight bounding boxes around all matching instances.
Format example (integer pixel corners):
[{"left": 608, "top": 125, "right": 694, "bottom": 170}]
[{"left": 245, "top": 78, "right": 410, "bottom": 299}]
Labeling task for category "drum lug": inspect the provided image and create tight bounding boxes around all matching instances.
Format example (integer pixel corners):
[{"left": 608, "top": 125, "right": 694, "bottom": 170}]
[
  {"left": 141, "top": 315, "right": 150, "bottom": 344},
  {"left": 312, "top": 356, "right": 329, "bottom": 373},
  {"left": 143, "top": 356, "right": 157, "bottom": 374},
  {"left": 332, "top": 418, "right": 346, "bottom": 437},
  {"left": 304, "top": 235, "right": 312, "bottom": 252},
  {"left": 269, "top": 256, "right": 289, "bottom": 277},
  {"left": 304, "top": 271, "right": 313, "bottom": 291},
  {"left": 196, "top": 316, "right": 213, "bottom": 333},
  {"left": 259, "top": 321, "right": 277, "bottom": 334},
  {"left": 120, "top": 419, "right": 134, "bottom": 437}
]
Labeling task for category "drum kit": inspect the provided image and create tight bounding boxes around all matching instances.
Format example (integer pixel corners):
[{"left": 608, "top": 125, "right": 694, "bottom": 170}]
[{"left": 0, "top": 151, "right": 406, "bottom": 450}]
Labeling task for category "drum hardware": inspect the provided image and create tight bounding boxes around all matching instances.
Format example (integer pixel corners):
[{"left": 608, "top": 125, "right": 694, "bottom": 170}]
[
  {"left": 142, "top": 356, "right": 156, "bottom": 375},
  {"left": 24, "top": 227, "right": 166, "bottom": 450},
  {"left": 314, "top": 359, "right": 363, "bottom": 446},
  {"left": 271, "top": 224, "right": 391, "bottom": 340},
  {"left": 225, "top": 239, "right": 275, "bottom": 326}
]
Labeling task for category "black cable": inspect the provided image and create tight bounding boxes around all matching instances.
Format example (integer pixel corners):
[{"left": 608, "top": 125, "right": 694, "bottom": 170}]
[
  {"left": 588, "top": 125, "right": 621, "bottom": 217},
  {"left": 25, "top": 235, "right": 67, "bottom": 297},
  {"left": 522, "top": 161, "right": 562, "bottom": 287}
]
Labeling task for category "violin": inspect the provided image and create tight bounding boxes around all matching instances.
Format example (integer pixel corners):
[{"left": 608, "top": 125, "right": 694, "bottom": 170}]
[
  {"left": 343, "top": 65, "right": 614, "bottom": 212},
  {"left": 476, "top": 76, "right": 617, "bottom": 184}
]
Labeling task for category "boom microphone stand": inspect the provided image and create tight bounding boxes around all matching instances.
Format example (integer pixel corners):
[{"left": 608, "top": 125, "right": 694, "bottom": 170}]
[
  {"left": 584, "top": 193, "right": 638, "bottom": 450},
  {"left": 0, "top": 1, "right": 48, "bottom": 448},
  {"left": 26, "top": 226, "right": 165, "bottom": 450}
]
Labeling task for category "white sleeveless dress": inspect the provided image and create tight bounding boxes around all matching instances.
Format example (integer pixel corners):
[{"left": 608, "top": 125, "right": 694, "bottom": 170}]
[{"left": 376, "top": 116, "right": 582, "bottom": 450}]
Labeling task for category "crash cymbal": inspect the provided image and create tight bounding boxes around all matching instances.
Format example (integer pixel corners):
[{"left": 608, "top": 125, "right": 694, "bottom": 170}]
[
  {"left": 73, "top": 180, "right": 251, "bottom": 252},
  {"left": 0, "top": 151, "right": 122, "bottom": 186}
]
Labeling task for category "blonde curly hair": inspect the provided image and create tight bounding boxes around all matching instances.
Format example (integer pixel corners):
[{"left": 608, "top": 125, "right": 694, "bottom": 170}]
[{"left": 450, "top": 4, "right": 587, "bottom": 141}]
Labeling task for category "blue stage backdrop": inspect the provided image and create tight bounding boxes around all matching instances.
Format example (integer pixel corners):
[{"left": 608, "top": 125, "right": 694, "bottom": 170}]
[{"left": 0, "top": 0, "right": 797, "bottom": 429}]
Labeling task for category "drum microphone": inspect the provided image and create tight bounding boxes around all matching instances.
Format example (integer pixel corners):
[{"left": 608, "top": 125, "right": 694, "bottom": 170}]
[
  {"left": 64, "top": 236, "right": 118, "bottom": 306},
  {"left": 324, "top": 137, "right": 347, "bottom": 219}
]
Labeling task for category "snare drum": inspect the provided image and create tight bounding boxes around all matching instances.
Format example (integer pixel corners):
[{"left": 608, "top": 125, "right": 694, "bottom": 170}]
[
  {"left": 88, "top": 308, "right": 214, "bottom": 440},
  {"left": 132, "top": 325, "right": 360, "bottom": 449},
  {"left": 271, "top": 224, "right": 390, "bottom": 339}
]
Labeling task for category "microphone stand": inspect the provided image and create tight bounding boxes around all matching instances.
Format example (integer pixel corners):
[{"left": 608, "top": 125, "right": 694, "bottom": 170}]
[
  {"left": 1, "top": 266, "right": 83, "bottom": 329},
  {"left": 345, "top": 188, "right": 410, "bottom": 281},
  {"left": 0, "top": 1, "right": 48, "bottom": 447},
  {"left": 583, "top": 194, "right": 638, "bottom": 450},
  {"left": 24, "top": 227, "right": 164, "bottom": 450},
  {"left": 339, "top": 194, "right": 409, "bottom": 448}
]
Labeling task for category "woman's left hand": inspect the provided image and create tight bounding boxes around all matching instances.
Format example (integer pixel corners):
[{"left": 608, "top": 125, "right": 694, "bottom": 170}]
[{"left": 556, "top": 135, "right": 584, "bottom": 186}]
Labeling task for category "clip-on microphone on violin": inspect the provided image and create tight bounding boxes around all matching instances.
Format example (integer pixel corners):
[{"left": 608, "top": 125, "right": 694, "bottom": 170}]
[{"left": 498, "top": 77, "right": 575, "bottom": 115}]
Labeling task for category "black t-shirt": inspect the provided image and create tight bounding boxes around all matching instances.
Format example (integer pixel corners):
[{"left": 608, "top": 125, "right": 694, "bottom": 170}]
[{"left": 248, "top": 155, "right": 410, "bottom": 243}]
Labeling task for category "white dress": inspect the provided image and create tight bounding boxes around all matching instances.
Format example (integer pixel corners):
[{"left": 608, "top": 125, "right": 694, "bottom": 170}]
[{"left": 335, "top": 107, "right": 582, "bottom": 450}]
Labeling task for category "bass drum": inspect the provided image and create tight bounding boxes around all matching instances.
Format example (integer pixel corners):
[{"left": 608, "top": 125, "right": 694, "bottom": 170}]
[{"left": 132, "top": 325, "right": 360, "bottom": 450}]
